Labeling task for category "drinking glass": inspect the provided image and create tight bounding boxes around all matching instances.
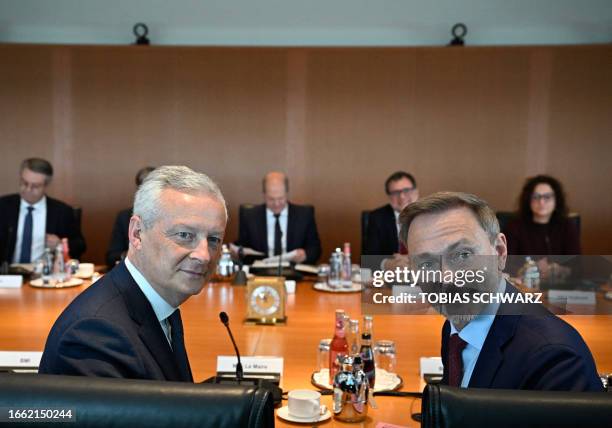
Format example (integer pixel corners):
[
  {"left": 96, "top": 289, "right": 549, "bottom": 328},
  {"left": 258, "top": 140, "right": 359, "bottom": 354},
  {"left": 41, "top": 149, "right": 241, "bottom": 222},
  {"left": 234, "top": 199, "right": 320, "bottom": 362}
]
[
  {"left": 317, "top": 338, "right": 331, "bottom": 372},
  {"left": 374, "top": 340, "right": 397, "bottom": 373}
]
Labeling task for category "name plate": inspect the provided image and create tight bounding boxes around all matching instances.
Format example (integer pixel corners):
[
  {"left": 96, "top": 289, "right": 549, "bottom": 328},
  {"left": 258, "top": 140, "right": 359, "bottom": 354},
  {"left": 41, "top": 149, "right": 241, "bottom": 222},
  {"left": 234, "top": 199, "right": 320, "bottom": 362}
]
[
  {"left": 419, "top": 356, "right": 443, "bottom": 378},
  {"left": 0, "top": 351, "right": 42, "bottom": 369},
  {"left": 216, "top": 356, "right": 283, "bottom": 377},
  {"left": 548, "top": 290, "right": 596, "bottom": 305},
  {"left": 0, "top": 275, "right": 23, "bottom": 288}
]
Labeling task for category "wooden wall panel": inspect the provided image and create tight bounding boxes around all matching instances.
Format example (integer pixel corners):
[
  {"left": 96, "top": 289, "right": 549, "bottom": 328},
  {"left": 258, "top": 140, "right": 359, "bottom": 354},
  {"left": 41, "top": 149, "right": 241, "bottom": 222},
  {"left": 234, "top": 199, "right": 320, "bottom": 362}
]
[{"left": 0, "top": 44, "right": 610, "bottom": 264}]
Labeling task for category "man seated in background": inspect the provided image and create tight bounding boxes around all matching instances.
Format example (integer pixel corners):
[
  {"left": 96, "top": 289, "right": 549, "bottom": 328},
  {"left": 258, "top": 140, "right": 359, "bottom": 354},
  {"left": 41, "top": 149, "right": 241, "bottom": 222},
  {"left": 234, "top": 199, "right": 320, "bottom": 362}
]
[
  {"left": 364, "top": 171, "right": 419, "bottom": 256},
  {"left": 363, "top": 171, "right": 418, "bottom": 270},
  {"left": 0, "top": 158, "right": 86, "bottom": 265},
  {"left": 39, "top": 166, "right": 227, "bottom": 380},
  {"left": 235, "top": 171, "right": 321, "bottom": 264},
  {"left": 400, "top": 191, "right": 602, "bottom": 391},
  {"left": 106, "top": 166, "right": 155, "bottom": 267}
]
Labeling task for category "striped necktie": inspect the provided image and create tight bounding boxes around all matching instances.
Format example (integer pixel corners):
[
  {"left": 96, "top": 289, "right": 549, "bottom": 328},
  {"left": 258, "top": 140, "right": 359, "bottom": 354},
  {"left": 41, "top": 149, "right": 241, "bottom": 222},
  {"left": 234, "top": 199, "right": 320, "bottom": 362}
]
[{"left": 19, "top": 206, "right": 35, "bottom": 263}]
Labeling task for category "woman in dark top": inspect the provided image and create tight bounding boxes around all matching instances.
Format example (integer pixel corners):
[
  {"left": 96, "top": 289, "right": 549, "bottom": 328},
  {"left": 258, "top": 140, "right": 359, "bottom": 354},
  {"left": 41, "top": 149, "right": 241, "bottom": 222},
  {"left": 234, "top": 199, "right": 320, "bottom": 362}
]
[{"left": 504, "top": 175, "right": 581, "bottom": 256}]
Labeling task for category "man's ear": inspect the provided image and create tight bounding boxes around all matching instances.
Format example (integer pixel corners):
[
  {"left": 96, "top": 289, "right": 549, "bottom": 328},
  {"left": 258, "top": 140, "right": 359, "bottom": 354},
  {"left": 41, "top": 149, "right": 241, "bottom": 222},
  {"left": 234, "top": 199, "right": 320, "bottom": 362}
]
[
  {"left": 128, "top": 215, "right": 144, "bottom": 250},
  {"left": 494, "top": 233, "right": 508, "bottom": 271}
]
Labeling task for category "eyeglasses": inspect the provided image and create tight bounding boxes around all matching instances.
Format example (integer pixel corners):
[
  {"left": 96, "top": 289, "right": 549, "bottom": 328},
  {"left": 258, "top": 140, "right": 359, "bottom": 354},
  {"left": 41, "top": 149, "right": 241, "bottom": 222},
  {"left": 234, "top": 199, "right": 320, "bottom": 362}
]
[
  {"left": 20, "top": 179, "right": 46, "bottom": 191},
  {"left": 531, "top": 192, "right": 555, "bottom": 202},
  {"left": 388, "top": 187, "right": 416, "bottom": 198}
]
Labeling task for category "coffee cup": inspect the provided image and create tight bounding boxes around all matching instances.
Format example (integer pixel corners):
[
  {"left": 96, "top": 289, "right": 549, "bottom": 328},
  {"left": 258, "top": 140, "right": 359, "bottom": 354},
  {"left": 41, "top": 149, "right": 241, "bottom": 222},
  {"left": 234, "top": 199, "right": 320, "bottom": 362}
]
[
  {"left": 285, "top": 280, "right": 296, "bottom": 294},
  {"left": 287, "top": 389, "right": 321, "bottom": 419},
  {"left": 77, "top": 263, "right": 94, "bottom": 278}
]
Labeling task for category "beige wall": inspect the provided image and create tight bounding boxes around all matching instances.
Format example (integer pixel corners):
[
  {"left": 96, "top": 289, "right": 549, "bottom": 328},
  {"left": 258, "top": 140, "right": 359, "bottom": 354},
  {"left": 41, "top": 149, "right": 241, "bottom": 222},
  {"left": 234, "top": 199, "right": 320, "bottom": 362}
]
[{"left": 1, "top": 44, "right": 610, "bottom": 264}]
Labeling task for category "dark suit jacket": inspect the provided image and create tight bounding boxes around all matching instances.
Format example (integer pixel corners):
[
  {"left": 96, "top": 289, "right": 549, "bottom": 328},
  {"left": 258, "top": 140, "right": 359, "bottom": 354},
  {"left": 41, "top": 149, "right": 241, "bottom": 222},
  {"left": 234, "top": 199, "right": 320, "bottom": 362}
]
[
  {"left": 39, "top": 262, "right": 193, "bottom": 382},
  {"left": 236, "top": 203, "right": 321, "bottom": 264},
  {"left": 363, "top": 204, "right": 398, "bottom": 256},
  {"left": 106, "top": 207, "right": 132, "bottom": 267},
  {"left": 440, "top": 283, "right": 602, "bottom": 391},
  {"left": 0, "top": 193, "right": 86, "bottom": 263}
]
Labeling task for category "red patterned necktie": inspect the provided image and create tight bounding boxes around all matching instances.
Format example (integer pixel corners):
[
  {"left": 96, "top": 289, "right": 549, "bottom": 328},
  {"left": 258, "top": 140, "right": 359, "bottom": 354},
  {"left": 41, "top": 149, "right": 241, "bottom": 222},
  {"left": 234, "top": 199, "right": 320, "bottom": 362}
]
[{"left": 448, "top": 333, "right": 467, "bottom": 387}]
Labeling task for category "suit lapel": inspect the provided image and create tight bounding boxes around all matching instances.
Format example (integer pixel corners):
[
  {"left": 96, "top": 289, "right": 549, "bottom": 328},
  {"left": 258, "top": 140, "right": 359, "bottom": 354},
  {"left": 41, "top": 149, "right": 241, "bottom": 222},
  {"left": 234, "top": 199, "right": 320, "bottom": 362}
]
[
  {"left": 286, "top": 203, "right": 296, "bottom": 251},
  {"left": 468, "top": 314, "right": 519, "bottom": 388},
  {"left": 111, "top": 263, "right": 184, "bottom": 381},
  {"left": 468, "top": 284, "right": 521, "bottom": 388}
]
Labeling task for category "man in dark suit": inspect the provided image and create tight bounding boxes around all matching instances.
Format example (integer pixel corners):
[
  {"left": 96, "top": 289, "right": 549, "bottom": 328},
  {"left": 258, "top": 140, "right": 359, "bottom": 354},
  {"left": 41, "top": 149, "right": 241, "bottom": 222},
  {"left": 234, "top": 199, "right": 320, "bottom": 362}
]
[
  {"left": 106, "top": 166, "right": 155, "bottom": 267},
  {"left": 364, "top": 171, "right": 419, "bottom": 256},
  {"left": 0, "top": 158, "right": 86, "bottom": 265},
  {"left": 235, "top": 171, "right": 321, "bottom": 264},
  {"left": 39, "top": 166, "right": 227, "bottom": 380},
  {"left": 401, "top": 191, "right": 602, "bottom": 391}
]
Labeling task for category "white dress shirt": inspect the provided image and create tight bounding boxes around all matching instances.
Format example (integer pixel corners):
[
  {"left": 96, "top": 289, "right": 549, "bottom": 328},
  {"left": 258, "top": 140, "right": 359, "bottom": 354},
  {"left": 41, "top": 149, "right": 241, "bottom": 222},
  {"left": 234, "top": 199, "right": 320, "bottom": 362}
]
[
  {"left": 125, "top": 257, "right": 177, "bottom": 348},
  {"left": 13, "top": 196, "right": 47, "bottom": 263},
  {"left": 266, "top": 206, "right": 288, "bottom": 257}
]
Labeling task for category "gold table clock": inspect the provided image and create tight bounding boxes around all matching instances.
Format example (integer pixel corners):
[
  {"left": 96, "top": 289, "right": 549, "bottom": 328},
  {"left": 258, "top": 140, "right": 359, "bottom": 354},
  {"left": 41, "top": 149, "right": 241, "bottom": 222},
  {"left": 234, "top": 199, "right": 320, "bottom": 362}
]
[{"left": 245, "top": 276, "right": 287, "bottom": 325}]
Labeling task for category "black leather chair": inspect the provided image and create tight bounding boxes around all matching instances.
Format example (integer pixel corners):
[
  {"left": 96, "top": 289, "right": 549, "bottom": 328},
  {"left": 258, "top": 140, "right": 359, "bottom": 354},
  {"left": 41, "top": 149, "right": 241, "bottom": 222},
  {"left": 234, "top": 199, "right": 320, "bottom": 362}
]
[
  {"left": 0, "top": 373, "right": 274, "bottom": 428},
  {"left": 421, "top": 383, "right": 611, "bottom": 428},
  {"left": 73, "top": 207, "right": 82, "bottom": 231},
  {"left": 361, "top": 210, "right": 371, "bottom": 255}
]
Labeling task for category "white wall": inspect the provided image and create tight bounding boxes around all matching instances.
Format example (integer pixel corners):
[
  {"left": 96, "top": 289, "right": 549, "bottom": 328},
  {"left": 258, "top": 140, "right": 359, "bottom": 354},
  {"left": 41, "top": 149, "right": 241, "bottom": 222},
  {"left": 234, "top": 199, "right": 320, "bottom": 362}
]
[{"left": 0, "top": 0, "right": 611, "bottom": 46}]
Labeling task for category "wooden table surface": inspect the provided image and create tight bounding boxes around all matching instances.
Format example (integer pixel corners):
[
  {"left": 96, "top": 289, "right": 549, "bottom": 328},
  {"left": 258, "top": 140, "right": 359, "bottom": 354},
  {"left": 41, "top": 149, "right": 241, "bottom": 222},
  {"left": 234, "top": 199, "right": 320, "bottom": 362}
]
[{"left": 1, "top": 277, "right": 610, "bottom": 427}]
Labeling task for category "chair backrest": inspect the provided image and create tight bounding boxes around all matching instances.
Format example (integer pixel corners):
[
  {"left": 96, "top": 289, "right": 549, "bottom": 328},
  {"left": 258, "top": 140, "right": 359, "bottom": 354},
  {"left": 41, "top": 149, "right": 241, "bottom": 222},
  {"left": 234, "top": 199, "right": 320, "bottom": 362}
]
[
  {"left": 0, "top": 373, "right": 274, "bottom": 428},
  {"left": 73, "top": 207, "right": 82, "bottom": 230},
  {"left": 361, "top": 210, "right": 371, "bottom": 255},
  {"left": 421, "top": 383, "right": 610, "bottom": 428}
]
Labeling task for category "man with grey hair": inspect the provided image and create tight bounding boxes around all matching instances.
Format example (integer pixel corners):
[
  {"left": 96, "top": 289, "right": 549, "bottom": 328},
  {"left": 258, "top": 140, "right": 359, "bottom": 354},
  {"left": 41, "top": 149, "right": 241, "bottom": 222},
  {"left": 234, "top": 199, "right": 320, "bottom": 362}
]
[
  {"left": 235, "top": 171, "right": 321, "bottom": 264},
  {"left": 0, "top": 157, "right": 86, "bottom": 265},
  {"left": 40, "top": 166, "right": 227, "bottom": 381},
  {"left": 400, "top": 191, "right": 601, "bottom": 391}
]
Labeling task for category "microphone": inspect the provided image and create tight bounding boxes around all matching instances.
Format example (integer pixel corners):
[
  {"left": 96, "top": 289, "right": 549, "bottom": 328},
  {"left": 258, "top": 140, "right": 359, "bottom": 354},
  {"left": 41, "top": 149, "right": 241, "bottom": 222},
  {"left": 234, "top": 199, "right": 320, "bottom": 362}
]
[
  {"left": 203, "top": 311, "right": 283, "bottom": 407},
  {"left": 219, "top": 311, "right": 243, "bottom": 382}
]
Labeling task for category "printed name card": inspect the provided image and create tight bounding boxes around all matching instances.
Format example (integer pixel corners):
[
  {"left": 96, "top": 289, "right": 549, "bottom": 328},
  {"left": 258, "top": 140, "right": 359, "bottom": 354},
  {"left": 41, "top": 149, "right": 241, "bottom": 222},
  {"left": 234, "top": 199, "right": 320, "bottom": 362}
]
[
  {"left": 0, "top": 351, "right": 42, "bottom": 368},
  {"left": 217, "top": 356, "right": 283, "bottom": 376},
  {"left": 420, "top": 356, "right": 443, "bottom": 378},
  {"left": 548, "top": 290, "right": 596, "bottom": 305},
  {"left": 0, "top": 275, "right": 23, "bottom": 288}
]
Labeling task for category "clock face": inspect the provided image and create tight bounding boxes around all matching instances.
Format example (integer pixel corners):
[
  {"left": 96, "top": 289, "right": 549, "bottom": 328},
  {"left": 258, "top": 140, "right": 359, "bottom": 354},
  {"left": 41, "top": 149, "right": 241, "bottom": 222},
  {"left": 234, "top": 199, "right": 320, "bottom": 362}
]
[{"left": 250, "top": 285, "right": 281, "bottom": 316}]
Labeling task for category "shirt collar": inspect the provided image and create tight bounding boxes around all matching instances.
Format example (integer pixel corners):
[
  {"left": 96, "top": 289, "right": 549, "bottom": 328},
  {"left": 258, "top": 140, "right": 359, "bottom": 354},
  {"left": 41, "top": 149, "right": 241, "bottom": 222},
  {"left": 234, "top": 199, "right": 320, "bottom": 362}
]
[
  {"left": 449, "top": 278, "right": 504, "bottom": 350},
  {"left": 125, "top": 256, "right": 176, "bottom": 323},
  {"left": 20, "top": 195, "right": 46, "bottom": 210},
  {"left": 266, "top": 205, "right": 288, "bottom": 218}
]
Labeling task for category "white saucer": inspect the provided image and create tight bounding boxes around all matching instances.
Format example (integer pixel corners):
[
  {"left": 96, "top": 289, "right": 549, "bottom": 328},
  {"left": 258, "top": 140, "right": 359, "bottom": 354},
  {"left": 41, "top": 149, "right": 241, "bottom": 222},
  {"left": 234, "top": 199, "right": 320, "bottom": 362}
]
[
  {"left": 277, "top": 406, "right": 331, "bottom": 424},
  {"left": 313, "top": 281, "right": 362, "bottom": 293},
  {"left": 30, "top": 277, "right": 84, "bottom": 288}
]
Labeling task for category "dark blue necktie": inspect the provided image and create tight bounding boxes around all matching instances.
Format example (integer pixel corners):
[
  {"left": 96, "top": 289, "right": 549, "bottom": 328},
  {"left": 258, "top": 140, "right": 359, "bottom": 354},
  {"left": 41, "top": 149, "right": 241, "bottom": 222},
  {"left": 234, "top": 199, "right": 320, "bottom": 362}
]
[
  {"left": 273, "top": 213, "right": 282, "bottom": 256},
  {"left": 168, "top": 309, "right": 193, "bottom": 382},
  {"left": 19, "top": 206, "right": 34, "bottom": 263}
]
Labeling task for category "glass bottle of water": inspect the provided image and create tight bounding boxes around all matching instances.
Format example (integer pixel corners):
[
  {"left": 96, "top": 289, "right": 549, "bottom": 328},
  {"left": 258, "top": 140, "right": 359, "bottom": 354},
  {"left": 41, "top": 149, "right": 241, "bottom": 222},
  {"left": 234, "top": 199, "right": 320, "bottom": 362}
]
[
  {"left": 523, "top": 257, "right": 540, "bottom": 289},
  {"left": 328, "top": 248, "right": 342, "bottom": 288},
  {"left": 217, "top": 244, "right": 234, "bottom": 278}
]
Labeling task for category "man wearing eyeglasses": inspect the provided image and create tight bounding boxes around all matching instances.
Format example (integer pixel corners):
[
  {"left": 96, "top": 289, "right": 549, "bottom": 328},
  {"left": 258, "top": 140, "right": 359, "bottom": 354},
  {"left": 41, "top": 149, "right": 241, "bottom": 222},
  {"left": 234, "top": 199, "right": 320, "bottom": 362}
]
[
  {"left": 0, "top": 158, "right": 86, "bottom": 265},
  {"left": 363, "top": 171, "right": 419, "bottom": 257}
]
